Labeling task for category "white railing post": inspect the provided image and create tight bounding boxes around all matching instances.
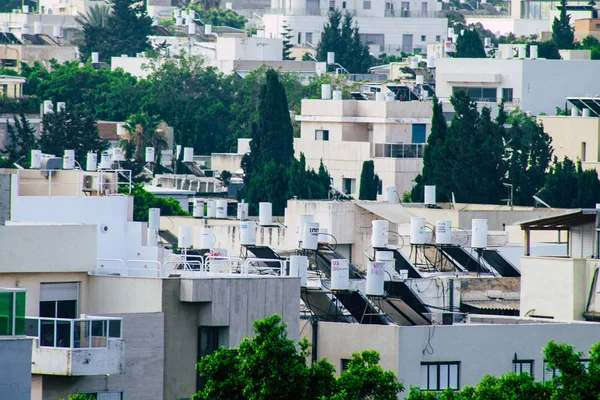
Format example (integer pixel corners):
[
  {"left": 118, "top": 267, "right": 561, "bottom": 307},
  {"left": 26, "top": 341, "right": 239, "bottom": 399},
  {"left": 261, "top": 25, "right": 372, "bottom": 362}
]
[{"left": 70, "top": 320, "right": 74, "bottom": 349}]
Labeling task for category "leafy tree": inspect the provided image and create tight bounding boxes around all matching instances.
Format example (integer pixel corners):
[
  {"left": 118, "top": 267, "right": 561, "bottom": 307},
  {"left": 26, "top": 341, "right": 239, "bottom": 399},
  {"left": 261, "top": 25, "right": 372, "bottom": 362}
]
[
  {"left": 455, "top": 29, "right": 487, "bottom": 58},
  {"left": 446, "top": 10, "right": 466, "bottom": 27},
  {"left": 191, "top": 7, "right": 248, "bottom": 29},
  {"left": 121, "top": 112, "right": 166, "bottom": 165},
  {"left": 316, "top": 10, "right": 373, "bottom": 73},
  {"left": 581, "top": 35, "right": 600, "bottom": 59},
  {"left": 288, "top": 154, "right": 331, "bottom": 200},
  {"left": 194, "top": 315, "right": 403, "bottom": 400},
  {"left": 1, "top": 112, "right": 37, "bottom": 168},
  {"left": 220, "top": 170, "right": 232, "bottom": 187},
  {"left": 542, "top": 156, "right": 579, "bottom": 207},
  {"left": 552, "top": 0, "right": 575, "bottom": 50},
  {"left": 123, "top": 183, "right": 189, "bottom": 221},
  {"left": 532, "top": 41, "right": 561, "bottom": 59},
  {"left": 282, "top": 24, "right": 294, "bottom": 60},
  {"left": 39, "top": 104, "right": 109, "bottom": 164},
  {"left": 359, "top": 160, "right": 379, "bottom": 200}
]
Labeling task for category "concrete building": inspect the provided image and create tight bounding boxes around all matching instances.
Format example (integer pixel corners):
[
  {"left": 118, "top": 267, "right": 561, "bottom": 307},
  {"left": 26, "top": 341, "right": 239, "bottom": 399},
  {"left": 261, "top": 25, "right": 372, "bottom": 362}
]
[
  {"left": 435, "top": 56, "right": 600, "bottom": 115},
  {"left": 264, "top": 0, "right": 448, "bottom": 55},
  {"left": 295, "top": 98, "right": 432, "bottom": 197},
  {"left": 0, "top": 35, "right": 78, "bottom": 72},
  {"left": 0, "top": 13, "right": 80, "bottom": 44},
  {"left": 575, "top": 18, "right": 600, "bottom": 42}
]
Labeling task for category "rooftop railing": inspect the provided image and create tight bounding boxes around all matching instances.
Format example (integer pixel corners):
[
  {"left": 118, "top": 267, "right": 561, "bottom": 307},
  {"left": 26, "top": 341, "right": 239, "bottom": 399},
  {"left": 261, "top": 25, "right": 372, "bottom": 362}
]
[
  {"left": 264, "top": 8, "right": 445, "bottom": 18},
  {"left": 26, "top": 316, "right": 122, "bottom": 349}
]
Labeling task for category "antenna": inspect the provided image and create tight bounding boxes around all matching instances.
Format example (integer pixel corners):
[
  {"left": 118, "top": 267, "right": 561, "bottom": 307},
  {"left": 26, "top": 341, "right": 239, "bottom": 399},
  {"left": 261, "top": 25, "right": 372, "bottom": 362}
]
[{"left": 533, "top": 195, "right": 551, "bottom": 208}]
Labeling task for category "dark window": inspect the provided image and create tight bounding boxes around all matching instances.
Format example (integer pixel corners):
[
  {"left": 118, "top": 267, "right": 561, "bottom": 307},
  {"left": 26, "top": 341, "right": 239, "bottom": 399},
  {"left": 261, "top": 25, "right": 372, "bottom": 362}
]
[
  {"left": 343, "top": 178, "right": 356, "bottom": 194},
  {"left": 329, "top": 0, "right": 335, "bottom": 11},
  {"left": 39, "top": 300, "right": 77, "bottom": 318},
  {"left": 544, "top": 359, "right": 590, "bottom": 381},
  {"left": 412, "top": 124, "right": 427, "bottom": 143},
  {"left": 596, "top": 23, "right": 600, "bottom": 28},
  {"left": 342, "top": 1, "right": 347, "bottom": 8},
  {"left": 421, "top": 35, "right": 426, "bottom": 42},
  {"left": 297, "top": 32, "right": 302, "bottom": 44},
  {"left": 306, "top": 32, "right": 313, "bottom": 44},
  {"left": 315, "top": 130, "right": 329, "bottom": 141},
  {"left": 198, "top": 327, "right": 227, "bottom": 392},
  {"left": 377, "top": 180, "right": 383, "bottom": 195},
  {"left": 363, "top": 0, "right": 371, "bottom": 9},
  {"left": 341, "top": 358, "right": 350, "bottom": 371},
  {"left": 420, "top": 362, "right": 460, "bottom": 391},
  {"left": 513, "top": 359, "right": 534, "bottom": 375},
  {"left": 452, "top": 86, "right": 497, "bottom": 102},
  {"left": 1, "top": 59, "right": 17, "bottom": 67},
  {"left": 82, "top": 392, "right": 123, "bottom": 400},
  {"left": 502, "top": 88, "right": 514, "bottom": 102},
  {"left": 436, "top": 35, "right": 441, "bottom": 42}
]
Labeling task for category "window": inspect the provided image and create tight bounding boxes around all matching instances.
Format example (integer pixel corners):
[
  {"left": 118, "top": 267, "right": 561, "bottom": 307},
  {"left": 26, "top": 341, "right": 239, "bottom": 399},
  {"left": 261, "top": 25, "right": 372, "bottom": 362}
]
[
  {"left": 502, "top": 88, "right": 514, "bottom": 102},
  {"left": 315, "top": 130, "right": 329, "bottom": 141},
  {"left": 1, "top": 59, "right": 17, "bottom": 67},
  {"left": 420, "top": 362, "right": 460, "bottom": 391},
  {"left": 198, "top": 327, "right": 228, "bottom": 391},
  {"left": 421, "top": 35, "right": 426, "bottom": 42},
  {"left": 412, "top": 124, "right": 427, "bottom": 143},
  {"left": 436, "top": 35, "right": 441, "bottom": 42},
  {"left": 363, "top": 0, "right": 371, "bottom": 9},
  {"left": 377, "top": 180, "right": 383, "bottom": 195},
  {"left": 582, "top": 142, "right": 587, "bottom": 161},
  {"left": 421, "top": 1, "right": 428, "bottom": 14},
  {"left": 513, "top": 359, "right": 534, "bottom": 375},
  {"left": 342, "top": 1, "right": 346, "bottom": 8},
  {"left": 329, "top": 0, "right": 335, "bottom": 11},
  {"left": 341, "top": 358, "right": 350, "bottom": 371},
  {"left": 596, "top": 23, "right": 600, "bottom": 28},
  {"left": 452, "top": 87, "right": 497, "bottom": 102},
  {"left": 543, "top": 359, "right": 590, "bottom": 381},
  {"left": 306, "top": 32, "right": 313, "bottom": 44},
  {"left": 343, "top": 178, "right": 356, "bottom": 194},
  {"left": 297, "top": 32, "right": 302, "bottom": 45}
]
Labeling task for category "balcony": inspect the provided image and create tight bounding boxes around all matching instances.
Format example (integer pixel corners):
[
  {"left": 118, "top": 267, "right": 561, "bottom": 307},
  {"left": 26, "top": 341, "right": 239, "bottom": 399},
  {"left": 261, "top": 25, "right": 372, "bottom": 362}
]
[
  {"left": 373, "top": 143, "right": 426, "bottom": 159},
  {"left": 26, "top": 316, "right": 125, "bottom": 376},
  {"left": 384, "top": 9, "right": 446, "bottom": 18}
]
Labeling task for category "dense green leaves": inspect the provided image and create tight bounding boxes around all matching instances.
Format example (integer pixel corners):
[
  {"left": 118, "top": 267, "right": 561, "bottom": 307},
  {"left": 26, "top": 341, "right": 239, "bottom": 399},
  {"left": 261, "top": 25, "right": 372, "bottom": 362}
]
[
  {"left": 542, "top": 157, "right": 600, "bottom": 208},
  {"left": 124, "top": 183, "right": 190, "bottom": 222},
  {"left": 0, "top": 113, "right": 37, "bottom": 168},
  {"left": 359, "top": 160, "right": 379, "bottom": 200},
  {"left": 455, "top": 30, "right": 487, "bottom": 58},
  {"left": 552, "top": 0, "right": 575, "bottom": 50},
  {"left": 195, "top": 315, "right": 403, "bottom": 400}
]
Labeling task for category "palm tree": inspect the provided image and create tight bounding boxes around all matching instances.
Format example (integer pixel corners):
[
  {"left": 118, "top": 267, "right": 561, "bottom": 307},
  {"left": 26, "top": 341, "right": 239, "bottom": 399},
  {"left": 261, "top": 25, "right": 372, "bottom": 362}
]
[
  {"left": 75, "top": 5, "right": 111, "bottom": 28},
  {"left": 121, "top": 113, "right": 167, "bottom": 165}
]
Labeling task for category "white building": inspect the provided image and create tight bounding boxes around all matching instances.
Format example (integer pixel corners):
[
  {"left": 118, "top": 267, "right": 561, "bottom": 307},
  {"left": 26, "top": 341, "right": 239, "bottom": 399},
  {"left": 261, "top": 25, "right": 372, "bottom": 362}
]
[
  {"left": 264, "top": 0, "right": 448, "bottom": 55},
  {"left": 435, "top": 55, "right": 600, "bottom": 116},
  {"left": 295, "top": 97, "right": 432, "bottom": 197},
  {"left": 0, "top": 13, "right": 80, "bottom": 44}
]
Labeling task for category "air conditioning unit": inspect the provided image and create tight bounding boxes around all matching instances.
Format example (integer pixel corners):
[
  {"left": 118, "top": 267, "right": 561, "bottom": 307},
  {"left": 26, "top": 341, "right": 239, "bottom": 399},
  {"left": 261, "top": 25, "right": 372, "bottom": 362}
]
[{"left": 82, "top": 174, "right": 114, "bottom": 192}]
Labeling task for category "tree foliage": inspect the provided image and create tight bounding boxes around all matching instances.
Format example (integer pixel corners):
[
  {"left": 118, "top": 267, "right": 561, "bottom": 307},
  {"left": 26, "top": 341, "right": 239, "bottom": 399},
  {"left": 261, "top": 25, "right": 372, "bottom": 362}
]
[
  {"left": 581, "top": 35, "right": 600, "bottom": 59},
  {"left": 542, "top": 157, "right": 600, "bottom": 208},
  {"left": 552, "top": 0, "right": 575, "bottom": 50},
  {"left": 194, "top": 315, "right": 403, "bottom": 400},
  {"left": 282, "top": 24, "right": 294, "bottom": 60},
  {"left": 0, "top": 112, "right": 37, "bottom": 168},
  {"left": 316, "top": 10, "right": 373, "bottom": 73},
  {"left": 359, "top": 160, "right": 379, "bottom": 200},
  {"left": 455, "top": 29, "right": 487, "bottom": 58},
  {"left": 124, "top": 183, "right": 190, "bottom": 222}
]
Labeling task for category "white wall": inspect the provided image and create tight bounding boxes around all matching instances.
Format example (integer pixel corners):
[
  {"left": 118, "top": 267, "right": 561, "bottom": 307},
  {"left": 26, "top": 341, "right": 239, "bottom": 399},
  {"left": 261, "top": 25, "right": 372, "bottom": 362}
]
[{"left": 465, "top": 17, "right": 549, "bottom": 36}]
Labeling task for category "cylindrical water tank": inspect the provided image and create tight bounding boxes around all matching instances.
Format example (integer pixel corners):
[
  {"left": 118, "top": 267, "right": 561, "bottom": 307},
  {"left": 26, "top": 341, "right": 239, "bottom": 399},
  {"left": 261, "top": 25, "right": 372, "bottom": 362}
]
[
  {"left": 385, "top": 92, "right": 395, "bottom": 102},
  {"left": 302, "top": 222, "right": 319, "bottom": 250},
  {"left": 43, "top": 100, "right": 53, "bottom": 114},
  {"left": 259, "top": 202, "right": 272, "bottom": 226},
  {"left": 484, "top": 37, "right": 491, "bottom": 47},
  {"left": 34, "top": 21, "right": 42, "bottom": 35},
  {"left": 529, "top": 45, "right": 538, "bottom": 59},
  {"left": 296, "top": 215, "right": 314, "bottom": 245},
  {"left": 410, "top": 217, "right": 427, "bottom": 245},
  {"left": 284, "top": 207, "right": 289, "bottom": 227},
  {"left": 416, "top": 75, "right": 424, "bottom": 85},
  {"left": 148, "top": 208, "right": 160, "bottom": 229},
  {"left": 91, "top": 52, "right": 99, "bottom": 63},
  {"left": 435, "top": 220, "right": 452, "bottom": 245},
  {"left": 327, "top": 51, "right": 335, "bottom": 65},
  {"left": 427, "top": 55, "right": 434, "bottom": 68},
  {"left": 99, "top": 152, "right": 112, "bottom": 169},
  {"left": 56, "top": 102, "right": 65, "bottom": 112},
  {"left": 183, "top": 147, "right": 194, "bottom": 162},
  {"left": 332, "top": 90, "right": 342, "bottom": 100},
  {"left": 145, "top": 147, "right": 155, "bottom": 163},
  {"left": 199, "top": 226, "right": 213, "bottom": 249},
  {"left": 321, "top": 84, "right": 331, "bottom": 100},
  {"left": 178, "top": 226, "right": 192, "bottom": 248},
  {"left": 571, "top": 107, "right": 579, "bottom": 117},
  {"left": 207, "top": 201, "right": 217, "bottom": 218},
  {"left": 63, "top": 149, "right": 75, "bottom": 170},
  {"left": 385, "top": 186, "right": 398, "bottom": 203},
  {"left": 204, "top": 24, "right": 212, "bottom": 35},
  {"left": 471, "top": 219, "right": 488, "bottom": 249},
  {"left": 375, "top": 91, "right": 386, "bottom": 102},
  {"left": 410, "top": 58, "right": 418, "bottom": 69},
  {"left": 216, "top": 200, "right": 227, "bottom": 218},
  {"left": 53, "top": 26, "right": 62, "bottom": 37},
  {"left": 111, "top": 147, "right": 124, "bottom": 162},
  {"left": 188, "top": 23, "right": 196, "bottom": 35},
  {"left": 424, "top": 185, "right": 436, "bottom": 205},
  {"left": 193, "top": 198, "right": 204, "bottom": 218},
  {"left": 371, "top": 220, "right": 389, "bottom": 248},
  {"left": 318, "top": 228, "right": 329, "bottom": 243},
  {"left": 240, "top": 221, "right": 257, "bottom": 245},
  {"left": 289, "top": 255, "right": 308, "bottom": 286},
  {"left": 366, "top": 261, "right": 385, "bottom": 296},
  {"left": 147, "top": 228, "right": 158, "bottom": 246},
  {"left": 582, "top": 108, "right": 591, "bottom": 117},
  {"left": 448, "top": 27, "right": 455, "bottom": 38},
  {"left": 30, "top": 150, "right": 42, "bottom": 169},
  {"left": 2, "top": 22, "right": 9, "bottom": 34},
  {"left": 237, "top": 202, "right": 249, "bottom": 220},
  {"left": 375, "top": 251, "right": 395, "bottom": 282},
  {"left": 22, "top": 24, "right": 30, "bottom": 35},
  {"left": 175, "top": 16, "right": 183, "bottom": 25},
  {"left": 330, "top": 259, "right": 349, "bottom": 290}
]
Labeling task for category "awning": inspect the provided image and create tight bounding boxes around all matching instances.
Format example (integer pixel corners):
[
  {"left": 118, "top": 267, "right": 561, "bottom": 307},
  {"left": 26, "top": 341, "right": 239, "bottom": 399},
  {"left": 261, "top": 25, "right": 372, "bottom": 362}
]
[
  {"left": 461, "top": 300, "right": 520, "bottom": 311},
  {"left": 519, "top": 210, "right": 597, "bottom": 231},
  {"left": 356, "top": 202, "right": 416, "bottom": 224}
]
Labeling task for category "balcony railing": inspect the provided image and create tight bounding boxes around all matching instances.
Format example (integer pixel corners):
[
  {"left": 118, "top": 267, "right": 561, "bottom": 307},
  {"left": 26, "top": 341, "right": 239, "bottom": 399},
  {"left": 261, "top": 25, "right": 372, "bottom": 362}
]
[
  {"left": 264, "top": 8, "right": 445, "bottom": 18},
  {"left": 374, "top": 143, "right": 426, "bottom": 159},
  {"left": 26, "top": 316, "right": 122, "bottom": 349},
  {"left": 384, "top": 10, "right": 446, "bottom": 18}
]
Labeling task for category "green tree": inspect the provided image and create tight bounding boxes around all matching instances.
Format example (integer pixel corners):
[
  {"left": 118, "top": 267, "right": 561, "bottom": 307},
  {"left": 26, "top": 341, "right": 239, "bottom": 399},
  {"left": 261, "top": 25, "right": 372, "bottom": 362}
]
[
  {"left": 220, "top": 170, "right": 232, "bottom": 187},
  {"left": 1, "top": 112, "right": 37, "bottom": 168},
  {"left": 124, "top": 183, "right": 190, "bottom": 221},
  {"left": 39, "top": 104, "right": 109, "bottom": 164},
  {"left": 316, "top": 10, "right": 373, "bottom": 73},
  {"left": 282, "top": 23, "right": 294, "bottom": 60},
  {"left": 552, "top": 0, "right": 575, "bottom": 50},
  {"left": 542, "top": 156, "right": 579, "bottom": 207},
  {"left": 194, "top": 315, "right": 403, "bottom": 400},
  {"left": 581, "top": 35, "right": 600, "bottom": 59},
  {"left": 359, "top": 160, "right": 379, "bottom": 200},
  {"left": 191, "top": 7, "right": 247, "bottom": 29},
  {"left": 121, "top": 112, "right": 166, "bottom": 165},
  {"left": 455, "top": 29, "right": 487, "bottom": 58}
]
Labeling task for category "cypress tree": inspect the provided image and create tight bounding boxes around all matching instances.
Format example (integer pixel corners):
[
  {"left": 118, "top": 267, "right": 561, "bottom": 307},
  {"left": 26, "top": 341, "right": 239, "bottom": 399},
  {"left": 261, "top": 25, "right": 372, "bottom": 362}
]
[
  {"left": 455, "top": 30, "right": 487, "bottom": 58},
  {"left": 552, "top": 0, "right": 575, "bottom": 50},
  {"left": 542, "top": 157, "right": 578, "bottom": 207},
  {"left": 282, "top": 24, "right": 294, "bottom": 60},
  {"left": 359, "top": 160, "right": 379, "bottom": 200}
]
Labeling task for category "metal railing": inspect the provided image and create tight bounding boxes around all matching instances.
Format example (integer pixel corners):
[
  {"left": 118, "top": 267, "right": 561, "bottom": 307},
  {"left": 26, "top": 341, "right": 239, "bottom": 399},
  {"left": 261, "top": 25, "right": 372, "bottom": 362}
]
[
  {"left": 26, "top": 316, "right": 122, "bottom": 349},
  {"left": 16, "top": 169, "right": 131, "bottom": 196},
  {"left": 264, "top": 8, "right": 445, "bottom": 18},
  {"left": 384, "top": 10, "right": 446, "bottom": 18},
  {"left": 373, "top": 143, "right": 426, "bottom": 159},
  {"left": 242, "top": 258, "right": 286, "bottom": 276}
]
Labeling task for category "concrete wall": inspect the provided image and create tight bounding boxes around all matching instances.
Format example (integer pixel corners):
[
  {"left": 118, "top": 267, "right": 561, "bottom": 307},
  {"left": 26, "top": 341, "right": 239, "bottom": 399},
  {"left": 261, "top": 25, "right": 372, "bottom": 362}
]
[
  {"left": 211, "top": 153, "right": 245, "bottom": 174},
  {"left": 0, "top": 337, "right": 32, "bottom": 400},
  {"left": 465, "top": 17, "right": 549, "bottom": 36},
  {"left": 0, "top": 174, "right": 10, "bottom": 224},
  {"left": 86, "top": 275, "right": 163, "bottom": 314}
]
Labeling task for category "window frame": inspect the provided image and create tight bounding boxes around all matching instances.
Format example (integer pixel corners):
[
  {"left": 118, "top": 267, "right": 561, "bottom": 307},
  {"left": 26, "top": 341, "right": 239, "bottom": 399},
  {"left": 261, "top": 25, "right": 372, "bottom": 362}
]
[
  {"left": 512, "top": 359, "right": 534, "bottom": 376},
  {"left": 363, "top": 0, "right": 372, "bottom": 9},
  {"left": 420, "top": 361, "right": 460, "bottom": 391},
  {"left": 315, "top": 129, "right": 329, "bottom": 141}
]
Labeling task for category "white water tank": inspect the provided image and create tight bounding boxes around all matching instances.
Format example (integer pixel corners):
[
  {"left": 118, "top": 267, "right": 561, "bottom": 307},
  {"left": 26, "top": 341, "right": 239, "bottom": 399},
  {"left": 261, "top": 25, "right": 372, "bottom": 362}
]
[
  {"left": 53, "top": 26, "right": 62, "bottom": 38},
  {"left": 375, "top": 91, "right": 386, "bottom": 102},
  {"left": 518, "top": 44, "right": 526, "bottom": 59},
  {"left": 571, "top": 107, "right": 579, "bottom": 117},
  {"left": 410, "top": 58, "right": 418, "bottom": 69},
  {"left": 22, "top": 24, "right": 30, "bottom": 35},
  {"left": 284, "top": 207, "right": 289, "bottom": 226},
  {"left": 321, "top": 84, "right": 331, "bottom": 100},
  {"left": 63, "top": 149, "right": 75, "bottom": 170},
  {"left": 484, "top": 37, "right": 492, "bottom": 47},
  {"left": 583, "top": 108, "right": 591, "bottom": 117},
  {"left": 240, "top": 221, "right": 257, "bottom": 245},
  {"left": 410, "top": 217, "right": 427, "bottom": 245},
  {"left": 385, "top": 186, "right": 398, "bottom": 203},
  {"left": 207, "top": 201, "right": 217, "bottom": 218},
  {"left": 30, "top": 150, "right": 42, "bottom": 169},
  {"left": 216, "top": 200, "right": 227, "bottom": 218},
  {"left": 302, "top": 222, "right": 319, "bottom": 250},
  {"left": 427, "top": 55, "right": 434, "bottom": 68},
  {"left": 145, "top": 147, "right": 155, "bottom": 163},
  {"left": 111, "top": 147, "right": 124, "bottom": 162},
  {"left": 289, "top": 255, "right": 308, "bottom": 286},
  {"left": 91, "top": 52, "right": 99, "bottom": 63},
  {"left": 435, "top": 220, "right": 452, "bottom": 245},
  {"left": 259, "top": 202, "right": 272, "bottom": 226},
  {"left": 183, "top": 147, "right": 194, "bottom": 162},
  {"left": 530, "top": 45, "right": 538, "bottom": 59},
  {"left": 296, "top": 215, "right": 314, "bottom": 245},
  {"left": 416, "top": 75, "right": 424, "bottom": 85},
  {"left": 375, "top": 251, "right": 395, "bottom": 282},
  {"left": 199, "top": 226, "right": 213, "bottom": 249},
  {"left": 188, "top": 23, "right": 196, "bottom": 35},
  {"left": 385, "top": 92, "right": 395, "bottom": 102},
  {"left": 43, "top": 100, "right": 53, "bottom": 114},
  {"left": 205, "top": 24, "right": 212, "bottom": 35},
  {"left": 318, "top": 228, "right": 329, "bottom": 243},
  {"left": 193, "top": 198, "right": 204, "bottom": 218},
  {"left": 332, "top": 90, "right": 342, "bottom": 100},
  {"left": 178, "top": 226, "right": 192, "bottom": 248},
  {"left": 366, "top": 261, "right": 385, "bottom": 296},
  {"left": 237, "top": 201, "right": 249, "bottom": 220},
  {"left": 99, "top": 152, "right": 112, "bottom": 169},
  {"left": 148, "top": 208, "right": 160, "bottom": 229},
  {"left": 371, "top": 220, "right": 389, "bottom": 248},
  {"left": 330, "top": 259, "right": 349, "bottom": 290},
  {"left": 327, "top": 51, "right": 335, "bottom": 65},
  {"left": 2, "top": 22, "right": 9, "bottom": 34},
  {"left": 34, "top": 21, "right": 42, "bottom": 35},
  {"left": 424, "top": 185, "right": 436, "bottom": 205},
  {"left": 175, "top": 16, "right": 183, "bottom": 25},
  {"left": 471, "top": 219, "right": 488, "bottom": 249},
  {"left": 147, "top": 227, "right": 158, "bottom": 246},
  {"left": 57, "top": 102, "right": 65, "bottom": 112}
]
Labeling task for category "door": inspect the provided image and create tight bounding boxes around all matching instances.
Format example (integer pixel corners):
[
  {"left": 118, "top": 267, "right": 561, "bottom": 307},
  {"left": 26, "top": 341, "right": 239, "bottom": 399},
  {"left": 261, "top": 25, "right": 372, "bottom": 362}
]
[
  {"left": 402, "top": 34, "right": 413, "bottom": 53},
  {"left": 39, "top": 282, "right": 78, "bottom": 347}
]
